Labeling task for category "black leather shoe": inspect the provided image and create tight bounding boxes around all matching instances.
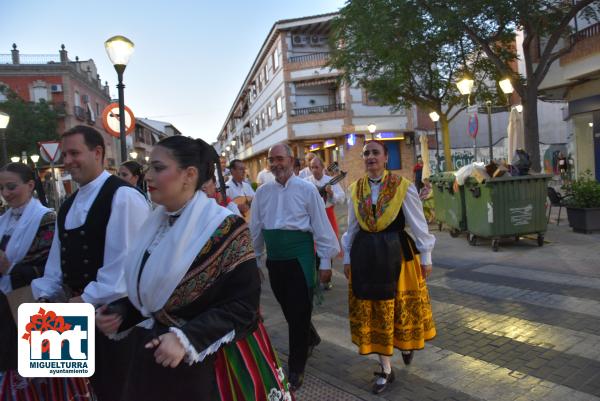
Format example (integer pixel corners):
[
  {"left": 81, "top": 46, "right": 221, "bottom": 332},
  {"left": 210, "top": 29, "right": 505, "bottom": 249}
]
[
  {"left": 372, "top": 367, "right": 395, "bottom": 394},
  {"left": 402, "top": 350, "right": 414, "bottom": 365},
  {"left": 288, "top": 371, "right": 304, "bottom": 392},
  {"left": 307, "top": 333, "right": 322, "bottom": 358}
]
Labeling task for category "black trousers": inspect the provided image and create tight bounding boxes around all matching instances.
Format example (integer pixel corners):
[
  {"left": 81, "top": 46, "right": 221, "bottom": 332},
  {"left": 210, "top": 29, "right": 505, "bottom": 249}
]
[{"left": 267, "top": 258, "right": 319, "bottom": 375}]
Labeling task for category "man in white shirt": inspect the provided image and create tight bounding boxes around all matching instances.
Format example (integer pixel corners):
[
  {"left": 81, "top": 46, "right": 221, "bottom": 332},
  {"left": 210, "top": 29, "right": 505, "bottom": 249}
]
[
  {"left": 226, "top": 159, "right": 255, "bottom": 217},
  {"left": 298, "top": 152, "right": 315, "bottom": 179},
  {"left": 31, "top": 126, "right": 151, "bottom": 401},
  {"left": 304, "top": 156, "right": 345, "bottom": 289},
  {"left": 250, "top": 143, "right": 339, "bottom": 392},
  {"left": 256, "top": 164, "right": 275, "bottom": 187}
]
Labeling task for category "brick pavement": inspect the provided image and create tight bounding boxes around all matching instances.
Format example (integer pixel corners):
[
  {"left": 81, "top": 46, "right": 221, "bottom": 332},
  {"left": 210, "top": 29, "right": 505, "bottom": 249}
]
[{"left": 259, "top": 204, "right": 600, "bottom": 400}]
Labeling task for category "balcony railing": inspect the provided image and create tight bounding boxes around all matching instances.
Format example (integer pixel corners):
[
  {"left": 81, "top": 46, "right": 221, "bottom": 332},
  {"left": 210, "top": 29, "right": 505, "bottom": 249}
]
[
  {"left": 291, "top": 103, "right": 345, "bottom": 116},
  {"left": 570, "top": 22, "right": 600, "bottom": 44},
  {"left": 0, "top": 54, "right": 61, "bottom": 64},
  {"left": 289, "top": 52, "right": 330, "bottom": 64},
  {"left": 73, "top": 105, "right": 86, "bottom": 121},
  {"left": 52, "top": 102, "right": 67, "bottom": 116}
]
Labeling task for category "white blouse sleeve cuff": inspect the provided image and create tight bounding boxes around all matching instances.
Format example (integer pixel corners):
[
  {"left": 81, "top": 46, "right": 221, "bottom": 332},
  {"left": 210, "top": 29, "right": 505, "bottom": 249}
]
[
  {"left": 419, "top": 251, "right": 432, "bottom": 266},
  {"left": 170, "top": 327, "right": 236, "bottom": 365}
]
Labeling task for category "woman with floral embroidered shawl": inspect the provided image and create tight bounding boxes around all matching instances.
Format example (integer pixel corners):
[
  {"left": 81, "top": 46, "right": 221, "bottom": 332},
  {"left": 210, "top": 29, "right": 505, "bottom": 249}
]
[
  {"left": 96, "top": 136, "right": 291, "bottom": 401},
  {"left": 341, "top": 140, "right": 436, "bottom": 395}
]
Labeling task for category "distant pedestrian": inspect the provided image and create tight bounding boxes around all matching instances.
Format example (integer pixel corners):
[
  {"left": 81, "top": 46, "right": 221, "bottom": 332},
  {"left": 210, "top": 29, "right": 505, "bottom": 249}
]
[
  {"left": 118, "top": 160, "right": 147, "bottom": 197},
  {"left": 342, "top": 140, "right": 436, "bottom": 394},
  {"left": 298, "top": 152, "right": 315, "bottom": 179},
  {"left": 256, "top": 163, "right": 275, "bottom": 186},
  {"left": 413, "top": 155, "right": 423, "bottom": 192}
]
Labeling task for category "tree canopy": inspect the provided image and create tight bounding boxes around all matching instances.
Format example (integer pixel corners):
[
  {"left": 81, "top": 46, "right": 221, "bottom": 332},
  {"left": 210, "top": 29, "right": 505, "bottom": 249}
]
[
  {"left": 331, "top": 0, "right": 600, "bottom": 171},
  {"left": 0, "top": 86, "right": 60, "bottom": 159}
]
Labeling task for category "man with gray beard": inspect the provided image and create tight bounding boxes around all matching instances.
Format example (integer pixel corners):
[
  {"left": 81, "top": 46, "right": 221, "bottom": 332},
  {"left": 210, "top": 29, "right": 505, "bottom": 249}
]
[{"left": 249, "top": 143, "right": 339, "bottom": 392}]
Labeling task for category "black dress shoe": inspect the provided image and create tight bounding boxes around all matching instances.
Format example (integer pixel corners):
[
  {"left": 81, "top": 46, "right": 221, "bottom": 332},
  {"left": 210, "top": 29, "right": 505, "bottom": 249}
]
[
  {"left": 402, "top": 350, "right": 414, "bottom": 365},
  {"left": 307, "top": 333, "right": 322, "bottom": 357},
  {"left": 288, "top": 371, "right": 304, "bottom": 392},
  {"left": 372, "top": 366, "right": 395, "bottom": 394}
]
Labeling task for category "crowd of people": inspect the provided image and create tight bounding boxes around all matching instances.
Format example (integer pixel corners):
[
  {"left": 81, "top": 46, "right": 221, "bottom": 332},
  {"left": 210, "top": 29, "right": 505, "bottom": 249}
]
[{"left": 0, "top": 125, "right": 436, "bottom": 400}]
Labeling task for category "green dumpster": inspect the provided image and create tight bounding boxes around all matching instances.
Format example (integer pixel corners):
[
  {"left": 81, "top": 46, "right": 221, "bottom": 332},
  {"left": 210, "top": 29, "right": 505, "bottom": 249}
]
[
  {"left": 430, "top": 172, "right": 467, "bottom": 237},
  {"left": 463, "top": 174, "right": 551, "bottom": 251}
]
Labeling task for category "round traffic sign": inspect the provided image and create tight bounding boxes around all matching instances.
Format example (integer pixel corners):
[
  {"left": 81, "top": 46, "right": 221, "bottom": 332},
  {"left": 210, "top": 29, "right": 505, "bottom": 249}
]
[{"left": 101, "top": 103, "right": 135, "bottom": 138}]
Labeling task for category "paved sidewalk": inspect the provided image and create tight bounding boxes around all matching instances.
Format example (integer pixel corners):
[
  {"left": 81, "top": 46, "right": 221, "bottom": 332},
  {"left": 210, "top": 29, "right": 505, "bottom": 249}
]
[{"left": 260, "top": 204, "right": 600, "bottom": 400}]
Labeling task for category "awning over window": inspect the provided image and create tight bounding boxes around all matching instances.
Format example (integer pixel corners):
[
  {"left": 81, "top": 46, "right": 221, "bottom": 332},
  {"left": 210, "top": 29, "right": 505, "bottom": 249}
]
[{"left": 294, "top": 77, "right": 338, "bottom": 88}]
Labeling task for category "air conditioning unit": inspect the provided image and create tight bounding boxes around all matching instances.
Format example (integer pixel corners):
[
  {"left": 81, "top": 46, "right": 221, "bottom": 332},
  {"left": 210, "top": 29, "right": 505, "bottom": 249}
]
[
  {"left": 50, "top": 84, "right": 63, "bottom": 93},
  {"left": 310, "top": 35, "right": 321, "bottom": 46},
  {"left": 292, "top": 35, "right": 306, "bottom": 47},
  {"left": 81, "top": 94, "right": 89, "bottom": 103}
]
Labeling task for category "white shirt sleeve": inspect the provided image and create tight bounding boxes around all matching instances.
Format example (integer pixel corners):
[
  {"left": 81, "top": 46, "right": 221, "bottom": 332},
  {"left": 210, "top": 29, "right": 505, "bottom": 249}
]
[
  {"left": 226, "top": 201, "right": 241, "bottom": 216},
  {"left": 332, "top": 183, "right": 345, "bottom": 205},
  {"left": 402, "top": 184, "right": 435, "bottom": 266},
  {"left": 246, "top": 183, "right": 256, "bottom": 197},
  {"left": 249, "top": 191, "right": 265, "bottom": 263},
  {"left": 31, "top": 222, "right": 66, "bottom": 300},
  {"left": 81, "top": 187, "right": 151, "bottom": 305},
  {"left": 341, "top": 200, "right": 359, "bottom": 265},
  {"left": 306, "top": 185, "right": 340, "bottom": 269}
]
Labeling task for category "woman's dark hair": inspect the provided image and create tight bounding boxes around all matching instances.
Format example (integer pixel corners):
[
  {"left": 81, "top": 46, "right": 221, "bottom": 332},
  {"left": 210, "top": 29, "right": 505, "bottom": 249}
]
[
  {"left": 1, "top": 162, "right": 48, "bottom": 206},
  {"left": 156, "top": 136, "right": 216, "bottom": 190},
  {"left": 121, "top": 160, "right": 145, "bottom": 189},
  {"left": 365, "top": 139, "right": 388, "bottom": 155}
]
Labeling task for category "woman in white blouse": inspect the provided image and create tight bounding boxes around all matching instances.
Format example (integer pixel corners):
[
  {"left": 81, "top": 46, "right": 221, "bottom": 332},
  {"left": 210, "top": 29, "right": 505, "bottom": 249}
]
[{"left": 341, "top": 140, "right": 436, "bottom": 394}]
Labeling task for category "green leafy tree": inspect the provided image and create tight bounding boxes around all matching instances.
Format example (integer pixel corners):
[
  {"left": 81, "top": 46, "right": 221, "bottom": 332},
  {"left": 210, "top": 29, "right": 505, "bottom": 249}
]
[
  {"left": 0, "top": 86, "right": 60, "bottom": 162},
  {"left": 330, "top": 0, "right": 499, "bottom": 171},
  {"left": 422, "top": 0, "right": 600, "bottom": 171}
]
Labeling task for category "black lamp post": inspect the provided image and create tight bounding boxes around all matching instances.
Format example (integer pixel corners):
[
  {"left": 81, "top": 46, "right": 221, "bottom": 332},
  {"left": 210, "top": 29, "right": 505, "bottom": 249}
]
[
  {"left": 104, "top": 35, "right": 135, "bottom": 164},
  {"left": 0, "top": 112, "right": 10, "bottom": 166}
]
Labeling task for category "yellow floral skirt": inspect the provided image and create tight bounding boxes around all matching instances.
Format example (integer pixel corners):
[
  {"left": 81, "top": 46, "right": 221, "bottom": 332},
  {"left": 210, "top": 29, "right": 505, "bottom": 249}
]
[{"left": 348, "top": 253, "right": 436, "bottom": 355}]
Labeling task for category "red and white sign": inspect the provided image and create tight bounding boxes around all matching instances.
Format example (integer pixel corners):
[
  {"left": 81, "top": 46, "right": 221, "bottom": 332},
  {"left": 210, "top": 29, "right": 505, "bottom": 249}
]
[
  {"left": 101, "top": 103, "right": 135, "bottom": 138},
  {"left": 38, "top": 141, "right": 61, "bottom": 163}
]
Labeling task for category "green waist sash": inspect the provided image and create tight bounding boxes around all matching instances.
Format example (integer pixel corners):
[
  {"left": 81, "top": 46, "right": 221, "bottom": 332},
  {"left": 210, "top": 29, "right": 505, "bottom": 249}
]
[{"left": 262, "top": 229, "right": 316, "bottom": 289}]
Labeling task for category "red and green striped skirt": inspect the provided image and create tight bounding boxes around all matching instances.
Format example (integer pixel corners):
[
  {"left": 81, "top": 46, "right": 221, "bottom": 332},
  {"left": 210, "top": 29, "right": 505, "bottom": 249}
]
[
  {"left": 216, "top": 322, "right": 294, "bottom": 401},
  {"left": 0, "top": 370, "right": 94, "bottom": 401}
]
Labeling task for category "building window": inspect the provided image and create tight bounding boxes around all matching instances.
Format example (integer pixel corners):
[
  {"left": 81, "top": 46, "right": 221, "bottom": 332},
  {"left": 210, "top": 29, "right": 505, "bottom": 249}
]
[
  {"left": 267, "top": 104, "right": 273, "bottom": 122},
  {"left": 386, "top": 141, "right": 402, "bottom": 170},
  {"left": 261, "top": 111, "right": 266, "bottom": 129},
  {"left": 74, "top": 91, "right": 81, "bottom": 107},
  {"left": 276, "top": 96, "right": 283, "bottom": 116},
  {"left": 273, "top": 47, "right": 280, "bottom": 70},
  {"left": 254, "top": 117, "right": 259, "bottom": 134},
  {"left": 96, "top": 103, "right": 100, "bottom": 116},
  {"left": 264, "top": 65, "right": 269, "bottom": 83},
  {"left": 0, "top": 84, "right": 7, "bottom": 102},
  {"left": 32, "top": 84, "right": 48, "bottom": 102}
]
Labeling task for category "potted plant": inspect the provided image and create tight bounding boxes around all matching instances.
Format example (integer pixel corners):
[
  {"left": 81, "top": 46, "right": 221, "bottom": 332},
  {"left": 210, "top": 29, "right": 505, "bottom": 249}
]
[{"left": 565, "top": 171, "right": 600, "bottom": 233}]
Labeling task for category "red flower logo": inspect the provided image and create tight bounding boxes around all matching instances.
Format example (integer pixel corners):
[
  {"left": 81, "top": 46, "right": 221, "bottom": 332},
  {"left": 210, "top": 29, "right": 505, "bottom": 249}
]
[{"left": 22, "top": 307, "right": 72, "bottom": 353}]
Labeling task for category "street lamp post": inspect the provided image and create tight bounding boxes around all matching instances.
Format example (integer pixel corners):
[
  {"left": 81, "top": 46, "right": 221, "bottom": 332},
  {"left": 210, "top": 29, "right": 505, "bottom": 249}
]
[
  {"left": 429, "top": 111, "right": 441, "bottom": 172},
  {"left": 456, "top": 77, "right": 476, "bottom": 161},
  {"left": 104, "top": 35, "right": 135, "bottom": 164},
  {"left": 0, "top": 112, "right": 10, "bottom": 166},
  {"left": 367, "top": 123, "right": 377, "bottom": 140}
]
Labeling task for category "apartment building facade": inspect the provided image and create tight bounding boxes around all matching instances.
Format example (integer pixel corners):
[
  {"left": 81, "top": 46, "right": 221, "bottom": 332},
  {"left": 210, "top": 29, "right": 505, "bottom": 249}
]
[
  {"left": 539, "top": 18, "right": 600, "bottom": 181},
  {"left": 216, "top": 13, "right": 419, "bottom": 186},
  {"left": 0, "top": 44, "right": 123, "bottom": 168},
  {"left": 131, "top": 117, "right": 182, "bottom": 161}
]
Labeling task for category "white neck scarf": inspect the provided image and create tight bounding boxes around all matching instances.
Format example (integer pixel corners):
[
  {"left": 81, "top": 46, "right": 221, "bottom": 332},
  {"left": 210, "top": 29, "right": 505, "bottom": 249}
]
[
  {"left": 0, "top": 198, "right": 51, "bottom": 265},
  {"left": 125, "top": 191, "right": 233, "bottom": 317}
]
